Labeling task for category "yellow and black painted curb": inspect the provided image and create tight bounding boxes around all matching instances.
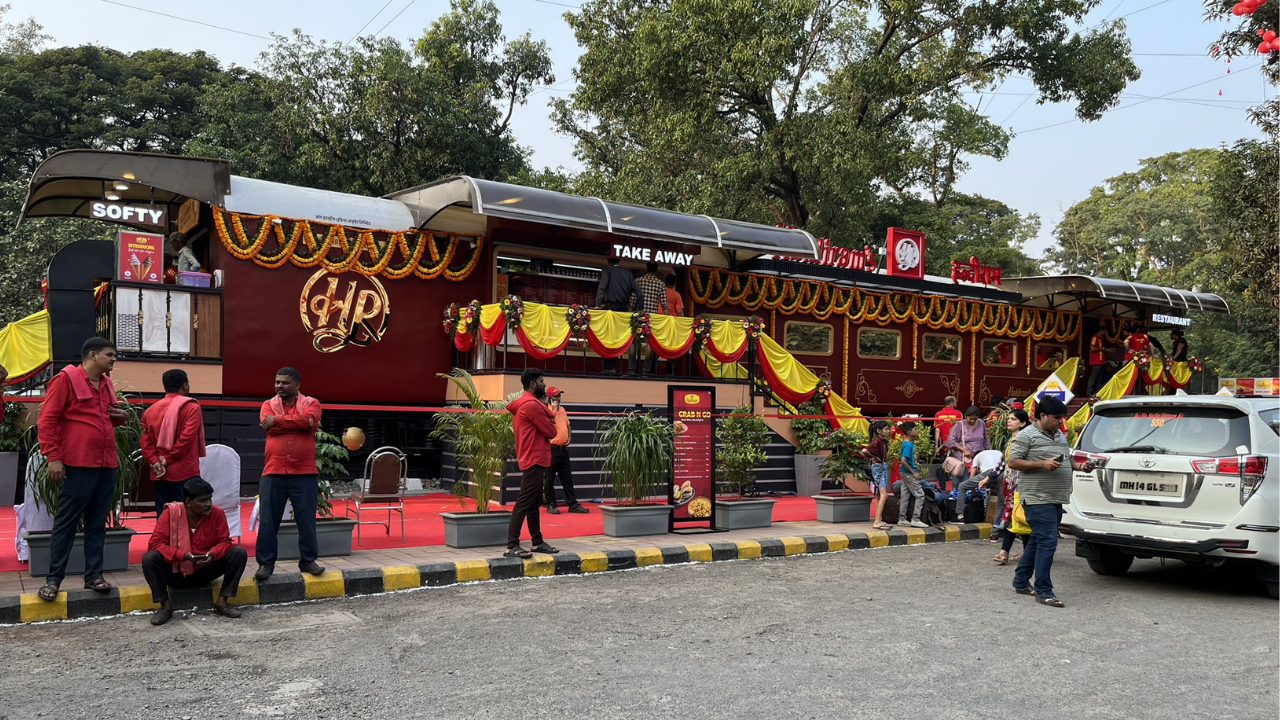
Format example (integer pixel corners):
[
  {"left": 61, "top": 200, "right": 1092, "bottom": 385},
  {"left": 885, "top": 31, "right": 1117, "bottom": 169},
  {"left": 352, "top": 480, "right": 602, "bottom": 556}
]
[{"left": 0, "top": 523, "right": 991, "bottom": 624}]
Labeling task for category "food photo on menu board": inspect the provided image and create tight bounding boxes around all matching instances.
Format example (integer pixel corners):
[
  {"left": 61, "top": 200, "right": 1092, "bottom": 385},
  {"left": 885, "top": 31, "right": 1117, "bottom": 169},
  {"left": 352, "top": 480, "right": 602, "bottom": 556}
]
[{"left": 671, "top": 388, "right": 714, "bottom": 522}]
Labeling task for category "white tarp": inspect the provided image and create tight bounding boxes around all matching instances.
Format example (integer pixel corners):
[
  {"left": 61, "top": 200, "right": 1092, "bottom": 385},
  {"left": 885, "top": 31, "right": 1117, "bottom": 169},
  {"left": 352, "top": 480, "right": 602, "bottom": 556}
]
[{"left": 226, "top": 176, "right": 416, "bottom": 231}]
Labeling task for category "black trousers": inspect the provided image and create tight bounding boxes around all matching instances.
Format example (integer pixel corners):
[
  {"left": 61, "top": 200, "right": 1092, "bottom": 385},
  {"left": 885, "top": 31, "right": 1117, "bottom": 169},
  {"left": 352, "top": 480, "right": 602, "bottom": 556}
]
[
  {"left": 1001, "top": 528, "right": 1029, "bottom": 553},
  {"left": 508, "top": 466, "right": 546, "bottom": 548},
  {"left": 544, "top": 446, "right": 578, "bottom": 507},
  {"left": 141, "top": 546, "right": 248, "bottom": 603},
  {"left": 1087, "top": 363, "right": 1108, "bottom": 395},
  {"left": 153, "top": 476, "right": 197, "bottom": 517}
]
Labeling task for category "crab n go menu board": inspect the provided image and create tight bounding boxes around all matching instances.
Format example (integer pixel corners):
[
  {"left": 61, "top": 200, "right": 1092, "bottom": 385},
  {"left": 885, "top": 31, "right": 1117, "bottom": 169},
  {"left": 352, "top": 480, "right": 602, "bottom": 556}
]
[{"left": 669, "top": 385, "right": 716, "bottom": 528}]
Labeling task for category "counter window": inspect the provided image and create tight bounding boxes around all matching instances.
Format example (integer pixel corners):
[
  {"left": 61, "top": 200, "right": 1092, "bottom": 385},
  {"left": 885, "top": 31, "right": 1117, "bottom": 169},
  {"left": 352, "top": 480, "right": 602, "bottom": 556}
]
[
  {"left": 784, "top": 321, "right": 833, "bottom": 356},
  {"left": 496, "top": 252, "right": 601, "bottom": 306},
  {"left": 1034, "top": 343, "right": 1067, "bottom": 371},
  {"left": 981, "top": 339, "right": 1018, "bottom": 367},
  {"left": 857, "top": 328, "right": 901, "bottom": 360},
  {"left": 921, "top": 333, "right": 962, "bottom": 364}
]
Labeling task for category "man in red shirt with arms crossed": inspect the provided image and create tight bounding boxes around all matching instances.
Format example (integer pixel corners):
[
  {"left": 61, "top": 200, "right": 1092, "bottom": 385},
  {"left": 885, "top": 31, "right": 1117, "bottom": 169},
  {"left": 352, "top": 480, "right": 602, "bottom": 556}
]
[
  {"left": 254, "top": 367, "right": 325, "bottom": 581},
  {"left": 504, "top": 368, "right": 561, "bottom": 558},
  {"left": 36, "top": 338, "right": 129, "bottom": 601},
  {"left": 142, "top": 477, "right": 247, "bottom": 625},
  {"left": 141, "top": 369, "right": 206, "bottom": 516}
]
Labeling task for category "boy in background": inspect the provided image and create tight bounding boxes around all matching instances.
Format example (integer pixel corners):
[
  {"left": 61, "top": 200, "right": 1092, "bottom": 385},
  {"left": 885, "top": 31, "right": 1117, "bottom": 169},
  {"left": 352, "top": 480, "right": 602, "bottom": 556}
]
[{"left": 897, "top": 422, "right": 928, "bottom": 528}]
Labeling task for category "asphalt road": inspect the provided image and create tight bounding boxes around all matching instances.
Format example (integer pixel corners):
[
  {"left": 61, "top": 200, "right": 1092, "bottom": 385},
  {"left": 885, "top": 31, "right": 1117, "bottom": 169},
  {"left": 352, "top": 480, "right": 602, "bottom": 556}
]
[{"left": 2, "top": 538, "right": 1275, "bottom": 720}]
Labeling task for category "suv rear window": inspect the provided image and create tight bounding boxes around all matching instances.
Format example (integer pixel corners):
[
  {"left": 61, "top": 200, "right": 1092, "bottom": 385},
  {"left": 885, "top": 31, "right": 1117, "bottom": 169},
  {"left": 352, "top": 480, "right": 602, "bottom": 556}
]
[
  {"left": 1079, "top": 406, "right": 1252, "bottom": 457},
  {"left": 1259, "top": 407, "right": 1279, "bottom": 436}
]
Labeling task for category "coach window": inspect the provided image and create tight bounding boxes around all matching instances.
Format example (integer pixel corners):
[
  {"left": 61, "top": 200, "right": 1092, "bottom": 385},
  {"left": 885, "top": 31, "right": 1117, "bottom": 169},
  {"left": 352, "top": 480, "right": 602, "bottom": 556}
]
[
  {"left": 921, "top": 333, "right": 962, "bottom": 364},
  {"left": 784, "top": 321, "right": 833, "bottom": 356},
  {"left": 981, "top": 339, "right": 1018, "bottom": 367},
  {"left": 857, "top": 328, "right": 901, "bottom": 360},
  {"left": 1034, "top": 343, "right": 1067, "bottom": 371}
]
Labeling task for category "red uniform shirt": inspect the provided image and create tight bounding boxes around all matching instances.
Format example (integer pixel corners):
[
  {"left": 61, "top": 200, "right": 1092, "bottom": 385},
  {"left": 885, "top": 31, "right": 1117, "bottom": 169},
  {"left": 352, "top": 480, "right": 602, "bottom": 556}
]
[
  {"left": 665, "top": 287, "right": 685, "bottom": 317},
  {"left": 37, "top": 367, "right": 122, "bottom": 468},
  {"left": 1125, "top": 333, "right": 1151, "bottom": 360},
  {"left": 1089, "top": 332, "right": 1107, "bottom": 365},
  {"left": 148, "top": 504, "right": 233, "bottom": 563},
  {"left": 508, "top": 392, "right": 556, "bottom": 470},
  {"left": 140, "top": 394, "right": 205, "bottom": 482},
  {"left": 260, "top": 396, "right": 321, "bottom": 476},
  {"left": 933, "top": 408, "right": 962, "bottom": 447}
]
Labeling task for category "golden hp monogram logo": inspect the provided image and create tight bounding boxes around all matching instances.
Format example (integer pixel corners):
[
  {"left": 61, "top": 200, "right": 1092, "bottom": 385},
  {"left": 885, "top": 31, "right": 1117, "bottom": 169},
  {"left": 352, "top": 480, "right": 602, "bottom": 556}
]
[{"left": 300, "top": 270, "right": 390, "bottom": 353}]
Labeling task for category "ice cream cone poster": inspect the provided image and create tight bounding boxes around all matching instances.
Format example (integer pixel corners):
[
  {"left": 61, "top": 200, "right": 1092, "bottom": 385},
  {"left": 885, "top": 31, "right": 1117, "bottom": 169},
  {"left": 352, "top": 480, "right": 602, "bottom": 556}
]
[{"left": 117, "top": 231, "right": 164, "bottom": 283}]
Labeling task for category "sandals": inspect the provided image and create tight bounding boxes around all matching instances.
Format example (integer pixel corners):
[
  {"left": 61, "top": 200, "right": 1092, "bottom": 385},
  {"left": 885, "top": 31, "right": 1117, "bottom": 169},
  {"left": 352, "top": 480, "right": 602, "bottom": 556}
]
[
  {"left": 84, "top": 577, "right": 111, "bottom": 593},
  {"left": 993, "top": 552, "right": 1009, "bottom": 565},
  {"left": 1014, "top": 586, "right": 1037, "bottom": 596},
  {"left": 531, "top": 542, "right": 560, "bottom": 554},
  {"left": 872, "top": 523, "right": 892, "bottom": 531},
  {"left": 1035, "top": 595, "right": 1065, "bottom": 608},
  {"left": 503, "top": 547, "right": 532, "bottom": 559},
  {"left": 36, "top": 582, "right": 60, "bottom": 602}
]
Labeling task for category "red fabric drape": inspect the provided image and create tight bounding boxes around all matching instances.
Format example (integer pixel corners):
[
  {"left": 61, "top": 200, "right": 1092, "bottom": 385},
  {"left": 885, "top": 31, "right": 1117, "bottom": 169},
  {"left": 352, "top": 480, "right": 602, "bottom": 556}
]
[
  {"left": 754, "top": 342, "right": 818, "bottom": 407},
  {"left": 453, "top": 332, "right": 474, "bottom": 353},
  {"left": 822, "top": 397, "right": 840, "bottom": 432},
  {"left": 586, "top": 330, "right": 633, "bottom": 359},
  {"left": 706, "top": 336, "right": 747, "bottom": 364},
  {"left": 647, "top": 332, "right": 696, "bottom": 360},
  {"left": 480, "top": 314, "right": 507, "bottom": 345},
  {"left": 516, "top": 328, "right": 571, "bottom": 360}
]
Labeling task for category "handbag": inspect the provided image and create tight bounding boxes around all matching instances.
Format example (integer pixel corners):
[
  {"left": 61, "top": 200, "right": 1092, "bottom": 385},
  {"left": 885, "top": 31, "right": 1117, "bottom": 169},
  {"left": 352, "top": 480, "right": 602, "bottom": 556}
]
[
  {"left": 942, "top": 456, "right": 967, "bottom": 478},
  {"left": 1009, "top": 491, "right": 1032, "bottom": 535}
]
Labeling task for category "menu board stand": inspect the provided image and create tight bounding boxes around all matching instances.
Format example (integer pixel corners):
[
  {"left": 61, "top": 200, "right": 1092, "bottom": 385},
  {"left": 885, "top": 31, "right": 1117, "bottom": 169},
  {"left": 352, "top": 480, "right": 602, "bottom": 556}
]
[{"left": 668, "top": 385, "right": 723, "bottom": 534}]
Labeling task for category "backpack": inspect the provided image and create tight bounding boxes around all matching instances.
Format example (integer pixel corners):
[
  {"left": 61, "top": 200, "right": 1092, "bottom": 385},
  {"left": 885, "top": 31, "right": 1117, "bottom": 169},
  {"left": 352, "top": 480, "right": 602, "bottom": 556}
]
[
  {"left": 881, "top": 495, "right": 900, "bottom": 525},
  {"left": 920, "top": 497, "right": 946, "bottom": 527}
]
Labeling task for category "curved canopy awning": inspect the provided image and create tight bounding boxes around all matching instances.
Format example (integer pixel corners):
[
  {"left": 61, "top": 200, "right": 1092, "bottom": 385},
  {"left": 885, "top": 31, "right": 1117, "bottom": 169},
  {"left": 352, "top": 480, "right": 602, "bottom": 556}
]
[
  {"left": 386, "top": 176, "right": 819, "bottom": 259},
  {"left": 1006, "top": 275, "right": 1230, "bottom": 315}
]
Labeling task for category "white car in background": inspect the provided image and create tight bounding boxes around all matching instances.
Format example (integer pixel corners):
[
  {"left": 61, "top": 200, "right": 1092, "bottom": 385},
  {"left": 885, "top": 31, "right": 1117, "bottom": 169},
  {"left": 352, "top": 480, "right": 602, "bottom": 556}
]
[{"left": 1061, "top": 394, "right": 1280, "bottom": 599}]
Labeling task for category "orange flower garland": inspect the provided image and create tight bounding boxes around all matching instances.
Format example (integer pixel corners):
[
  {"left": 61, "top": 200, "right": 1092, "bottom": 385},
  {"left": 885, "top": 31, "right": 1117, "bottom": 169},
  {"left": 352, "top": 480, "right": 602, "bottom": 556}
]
[{"left": 214, "top": 206, "right": 484, "bottom": 281}]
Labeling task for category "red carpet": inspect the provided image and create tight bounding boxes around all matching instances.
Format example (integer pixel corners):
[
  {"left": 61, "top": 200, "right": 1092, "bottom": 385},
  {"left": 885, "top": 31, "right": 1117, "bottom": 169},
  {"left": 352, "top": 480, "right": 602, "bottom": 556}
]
[{"left": 0, "top": 493, "right": 832, "bottom": 572}]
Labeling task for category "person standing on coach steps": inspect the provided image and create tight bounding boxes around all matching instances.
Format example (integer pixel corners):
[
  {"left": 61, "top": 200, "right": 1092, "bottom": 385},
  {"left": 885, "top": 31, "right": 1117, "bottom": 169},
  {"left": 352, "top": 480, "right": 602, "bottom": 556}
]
[
  {"left": 35, "top": 338, "right": 129, "bottom": 602},
  {"left": 544, "top": 386, "right": 588, "bottom": 515},
  {"left": 505, "top": 368, "right": 561, "bottom": 558},
  {"left": 254, "top": 367, "right": 325, "bottom": 581}
]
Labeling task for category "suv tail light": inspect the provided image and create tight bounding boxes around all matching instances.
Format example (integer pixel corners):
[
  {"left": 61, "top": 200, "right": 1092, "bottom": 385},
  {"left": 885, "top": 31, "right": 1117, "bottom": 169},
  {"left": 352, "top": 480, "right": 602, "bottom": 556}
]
[
  {"left": 1071, "top": 450, "right": 1109, "bottom": 469},
  {"left": 1191, "top": 456, "right": 1268, "bottom": 504}
]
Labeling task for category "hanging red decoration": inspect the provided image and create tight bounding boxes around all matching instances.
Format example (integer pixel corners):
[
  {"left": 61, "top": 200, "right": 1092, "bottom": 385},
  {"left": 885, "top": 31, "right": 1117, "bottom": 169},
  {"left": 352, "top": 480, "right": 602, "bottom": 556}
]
[
  {"left": 1259, "top": 41, "right": 1271, "bottom": 53},
  {"left": 1265, "top": 30, "right": 1277, "bottom": 41},
  {"left": 1233, "top": 4, "right": 1246, "bottom": 14}
]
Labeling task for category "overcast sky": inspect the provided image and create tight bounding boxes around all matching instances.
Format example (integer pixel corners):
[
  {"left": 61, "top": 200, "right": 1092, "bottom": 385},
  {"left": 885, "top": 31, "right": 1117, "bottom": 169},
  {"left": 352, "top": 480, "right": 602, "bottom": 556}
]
[{"left": 10, "top": 0, "right": 1268, "bottom": 259}]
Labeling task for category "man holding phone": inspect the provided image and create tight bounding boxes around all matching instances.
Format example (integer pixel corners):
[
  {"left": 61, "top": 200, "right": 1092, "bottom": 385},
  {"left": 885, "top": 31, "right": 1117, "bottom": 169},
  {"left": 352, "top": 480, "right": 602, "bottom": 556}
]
[
  {"left": 1006, "top": 396, "right": 1096, "bottom": 608},
  {"left": 141, "top": 478, "right": 247, "bottom": 626}
]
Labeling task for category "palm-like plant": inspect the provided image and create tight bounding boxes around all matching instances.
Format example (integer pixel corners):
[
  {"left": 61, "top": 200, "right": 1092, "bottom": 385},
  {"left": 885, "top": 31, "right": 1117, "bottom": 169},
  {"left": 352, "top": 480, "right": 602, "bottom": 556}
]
[
  {"left": 596, "top": 410, "right": 674, "bottom": 506},
  {"left": 432, "top": 369, "right": 516, "bottom": 514}
]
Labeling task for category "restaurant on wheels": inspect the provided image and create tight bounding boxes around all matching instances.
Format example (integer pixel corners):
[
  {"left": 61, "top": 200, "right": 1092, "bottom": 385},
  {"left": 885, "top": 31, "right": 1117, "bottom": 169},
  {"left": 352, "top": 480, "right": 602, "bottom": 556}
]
[{"left": 5, "top": 149, "right": 1226, "bottom": 500}]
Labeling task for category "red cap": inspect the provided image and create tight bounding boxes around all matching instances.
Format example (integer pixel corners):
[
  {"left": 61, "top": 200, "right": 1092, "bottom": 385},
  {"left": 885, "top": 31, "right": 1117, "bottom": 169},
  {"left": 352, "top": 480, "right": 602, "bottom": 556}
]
[{"left": 546, "top": 386, "right": 564, "bottom": 397}]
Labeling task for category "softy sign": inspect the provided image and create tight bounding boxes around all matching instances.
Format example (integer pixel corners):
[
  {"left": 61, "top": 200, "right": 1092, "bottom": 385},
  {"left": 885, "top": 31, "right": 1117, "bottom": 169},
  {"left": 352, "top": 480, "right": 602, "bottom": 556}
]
[{"left": 92, "top": 201, "right": 167, "bottom": 227}]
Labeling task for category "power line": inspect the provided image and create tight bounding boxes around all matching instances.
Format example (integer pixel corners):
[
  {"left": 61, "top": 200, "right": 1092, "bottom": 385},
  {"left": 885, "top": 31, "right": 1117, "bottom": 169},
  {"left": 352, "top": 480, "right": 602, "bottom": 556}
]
[
  {"left": 371, "top": 0, "right": 418, "bottom": 38},
  {"left": 1014, "top": 62, "right": 1263, "bottom": 134},
  {"left": 531, "top": 0, "right": 583, "bottom": 8},
  {"left": 345, "top": 0, "right": 398, "bottom": 46},
  {"left": 99, "top": 0, "right": 271, "bottom": 40}
]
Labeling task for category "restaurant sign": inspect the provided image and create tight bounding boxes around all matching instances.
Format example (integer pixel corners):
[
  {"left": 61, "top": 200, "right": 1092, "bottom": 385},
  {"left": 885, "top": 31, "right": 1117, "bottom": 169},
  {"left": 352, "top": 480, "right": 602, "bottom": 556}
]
[
  {"left": 92, "top": 201, "right": 167, "bottom": 227},
  {"left": 668, "top": 385, "right": 716, "bottom": 530},
  {"left": 300, "top": 269, "right": 391, "bottom": 353},
  {"left": 950, "top": 256, "right": 1004, "bottom": 286},
  {"left": 886, "top": 227, "right": 926, "bottom": 280},
  {"left": 612, "top": 243, "right": 694, "bottom": 266},
  {"left": 793, "top": 237, "right": 879, "bottom": 272}
]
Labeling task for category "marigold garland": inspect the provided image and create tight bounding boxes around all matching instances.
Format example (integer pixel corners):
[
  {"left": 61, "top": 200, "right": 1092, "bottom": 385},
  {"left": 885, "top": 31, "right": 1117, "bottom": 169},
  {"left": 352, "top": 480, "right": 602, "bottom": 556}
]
[
  {"left": 689, "top": 268, "right": 1079, "bottom": 342},
  {"left": 214, "top": 206, "right": 484, "bottom": 281}
]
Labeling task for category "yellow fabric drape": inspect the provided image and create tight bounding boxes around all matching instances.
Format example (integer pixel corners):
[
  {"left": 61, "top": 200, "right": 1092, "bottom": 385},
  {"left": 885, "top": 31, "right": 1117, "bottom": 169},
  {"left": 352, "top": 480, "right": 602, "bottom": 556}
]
[
  {"left": 479, "top": 304, "right": 504, "bottom": 331},
  {"left": 649, "top": 315, "right": 694, "bottom": 352},
  {"left": 1066, "top": 404, "right": 1091, "bottom": 446},
  {"left": 758, "top": 334, "right": 821, "bottom": 395},
  {"left": 589, "top": 309, "right": 634, "bottom": 351},
  {"left": 1144, "top": 357, "right": 1165, "bottom": 385},
  {"left": 825, "top": 393, "right": 870, "bottom": 436},
  {"left": 700, "top": 350, "right": 748, "bottom": 379},
  {"left": 1024, "top": 357, "right": 1080, "bottom": 409},
  {"left": 1100, "top": 362, "right": 1137, "bottom": 401},
  {"left": 0, "top": 310, "right": 51, "bottom": 382},
  {"left": 709, "top": 319, "right": 747, "bottom": 357},
  {"left": 519, "top": 302, "right": 571, "bottom": 350},
  {"left": 1167, "top": 361, "right": 1194, "bottom": 387}
]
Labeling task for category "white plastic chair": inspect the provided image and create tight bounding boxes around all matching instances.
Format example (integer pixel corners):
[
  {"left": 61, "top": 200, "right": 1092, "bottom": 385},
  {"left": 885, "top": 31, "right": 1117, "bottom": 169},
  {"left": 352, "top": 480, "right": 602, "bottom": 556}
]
[{"left": 200, "top": 444, "right": 243, "bottom": 538}]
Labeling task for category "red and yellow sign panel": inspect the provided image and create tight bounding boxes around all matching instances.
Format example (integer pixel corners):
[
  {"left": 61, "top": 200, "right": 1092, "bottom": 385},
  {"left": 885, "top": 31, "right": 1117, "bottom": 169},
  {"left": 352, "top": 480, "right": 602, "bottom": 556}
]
[
  {"left": 670, "top": 386, "right": 716, "bottom": 525},
  {"left": 117, "top": 231, "right": 164, "bottom": 283}
]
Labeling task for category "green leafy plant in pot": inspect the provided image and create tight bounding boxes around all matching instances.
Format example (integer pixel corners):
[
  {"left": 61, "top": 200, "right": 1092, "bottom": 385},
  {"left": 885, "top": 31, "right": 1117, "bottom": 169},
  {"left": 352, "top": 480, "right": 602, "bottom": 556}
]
[
  {"left": 25, "top": 391, "right": 143, "bottom": 529},
  {"left": 313, "top": 428, "right": 350, "bottom": 518},
  {"left": 716, "top": 405, "right": 769, "bottom": 498},
  {"left": 432, "top": 369, "right": 516, "bottom": 514},
  {"left": 790, "top": 399, "right": 830, "bottom": 455},
  {"left": 818, "top": 429, "right": 872, "bottom": 494},
  {"left": 595, "top": 409, "right": 674, "bottom": 505},
  {"left": 0, "top": 401, "right": 25, "bottom": 453}
]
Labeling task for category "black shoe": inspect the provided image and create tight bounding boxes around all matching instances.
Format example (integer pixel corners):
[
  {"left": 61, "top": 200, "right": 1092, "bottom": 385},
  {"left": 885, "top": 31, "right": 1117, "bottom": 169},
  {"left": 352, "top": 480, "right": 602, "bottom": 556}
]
[
  {"left": 1014, "top": 586, "right": 1037, "bottom": 596},
  {"left": 299, "top": 561, "right": 326, "bottom": 576},
  {"left": 213, "top": 603, "right": 243, "bottom": 618},
  {"left": 531, "top": 542, "right": 560, "bottom": 554},
  {"left": 150, "top": 607, "right": 173, "bottom": 626},
  {"left": 254, "top": 565, "right": 274, "bottom": 582},
  {"left": 568, "top": 504, "right": 589, "bottom": 514},
  {"left": 546, "top": 505, "right": 560, "bottom": 515}
]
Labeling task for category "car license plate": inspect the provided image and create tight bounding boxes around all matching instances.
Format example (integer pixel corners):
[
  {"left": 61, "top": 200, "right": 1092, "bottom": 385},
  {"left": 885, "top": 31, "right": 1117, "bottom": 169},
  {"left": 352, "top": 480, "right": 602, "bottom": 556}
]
[{"left": 1114, "top": 471, "right": 1184, "bottom": 498}]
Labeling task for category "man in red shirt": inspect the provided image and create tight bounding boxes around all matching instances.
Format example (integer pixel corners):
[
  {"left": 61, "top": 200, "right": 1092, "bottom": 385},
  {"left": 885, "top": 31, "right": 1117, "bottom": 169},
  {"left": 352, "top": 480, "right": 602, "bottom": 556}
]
[
  {"left": 141, "top": 477, "right": 247, "bottom": 625},
  {"left": 504, "top": 368, "right": 560, "bottom": 558},
  {"left": 664, "top": 274, "right": 685, "bottom": 376},
  {"left": 933, "top": 396, "right": 962, "bottom": 452},
  {"left": 254, "top": 367, "right": 325, "bottom": 581},
  {"left": 36, "top": 338, "right": 129, "bottom": 601},
  {"left": 140, "top": 369, "right": 206, "bottom": 516},
  {"left": 1087, "top": 328, "right": 1110, "bottom": 395}
]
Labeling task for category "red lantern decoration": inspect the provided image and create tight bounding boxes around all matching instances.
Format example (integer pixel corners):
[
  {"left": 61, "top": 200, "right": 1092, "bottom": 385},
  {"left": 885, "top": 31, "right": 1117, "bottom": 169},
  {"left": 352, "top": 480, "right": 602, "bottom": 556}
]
[
  {"left": 1259, "top": 41, "right": 1271, "bottom": 53},
  {"left": 1265, "top": 30, "right": 1277, "bottom": 41}
]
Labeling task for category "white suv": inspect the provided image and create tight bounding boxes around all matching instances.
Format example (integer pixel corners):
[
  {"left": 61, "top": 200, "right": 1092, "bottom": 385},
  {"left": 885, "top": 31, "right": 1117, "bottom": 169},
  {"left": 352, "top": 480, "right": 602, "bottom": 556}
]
[{"left": 1061, "top": 394, "right": 1280, "bottom": 599}]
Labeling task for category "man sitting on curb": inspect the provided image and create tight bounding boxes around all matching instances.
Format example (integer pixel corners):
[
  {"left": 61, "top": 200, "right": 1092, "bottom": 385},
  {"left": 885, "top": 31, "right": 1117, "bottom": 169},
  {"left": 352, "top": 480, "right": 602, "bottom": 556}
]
[
  {"left": 142, "top": 477, "right": 247, "bottom": 626},
  {"left": 953, "top": 448, "right": 1004, "bottom": 522}
]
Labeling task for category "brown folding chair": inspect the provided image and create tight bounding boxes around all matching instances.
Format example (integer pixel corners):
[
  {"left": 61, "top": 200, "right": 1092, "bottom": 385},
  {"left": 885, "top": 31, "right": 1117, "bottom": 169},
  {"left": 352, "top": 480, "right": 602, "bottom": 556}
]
[{"left": 345, "top": 446, "right": 408, "bottom": 545}]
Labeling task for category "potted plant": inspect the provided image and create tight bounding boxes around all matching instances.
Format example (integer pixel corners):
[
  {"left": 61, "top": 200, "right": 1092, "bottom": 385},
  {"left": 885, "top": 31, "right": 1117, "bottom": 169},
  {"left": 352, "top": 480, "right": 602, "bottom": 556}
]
[
  {"left": 597, "top": 409, "right": 674, "bottom": 537},
  {"left": 270, "top": 427, "right": 359, "bottom": 558},
  {"left": 433, "top": 369, "right": 516, "bottom": 548},
  {"left": 790, "top": 400, "right": 830, "bottom": 497},
  {"left": 0, "top": 400, "right": 24, "bottom": 506},
  {"left": 714, "top": 405, "right": 775, "bottom": 530},
  {"left": 814, "top": 429, "right": 874, "bottom": 523},
  {"left": 24, "top": 392, "right": 142, "bottom": 577}
]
